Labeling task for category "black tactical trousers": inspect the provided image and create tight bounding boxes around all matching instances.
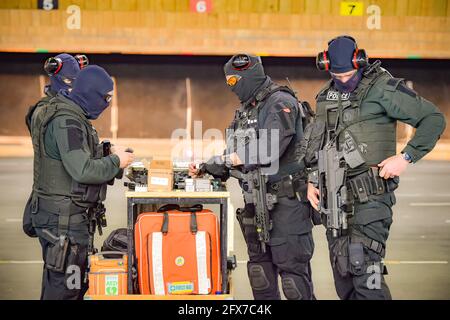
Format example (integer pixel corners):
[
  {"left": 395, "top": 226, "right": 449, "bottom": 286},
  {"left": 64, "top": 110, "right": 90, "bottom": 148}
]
[
  {"left": 327, "top": 194, "right": 394, "bottom": 300},
  {"left": 32, "top": 207, "right": 90, "bottom": 300},
  {"left": 237, "top": 197, "right": 315, "bottom": 300}
]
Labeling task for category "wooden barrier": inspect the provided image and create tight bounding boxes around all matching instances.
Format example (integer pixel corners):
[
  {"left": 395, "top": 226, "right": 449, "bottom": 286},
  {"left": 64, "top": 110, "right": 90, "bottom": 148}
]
[{"left": 0, "top": 0, "right": 449, "bottom": 57}]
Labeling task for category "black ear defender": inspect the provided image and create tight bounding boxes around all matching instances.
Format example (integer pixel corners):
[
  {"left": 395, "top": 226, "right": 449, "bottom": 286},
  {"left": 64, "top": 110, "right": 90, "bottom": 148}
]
[
  {"left": 316, "top": 36, "right": 368, "bottom": 71},
  {"left": 44, "top": 57, "right": 63, "bottom": 76},
  {"left": 316, "top": 50, "right": 330, "bottom": 71},
  {"left": 44, "top": 54, "right": 89, "bottom": 76},
  {"left": 231, "top": 54, "right": 251, "bottom": 70},
  {"left": 351, "top": 47, "right": 368, "bottom": 69},
  {"left": 74, "top": 54, "right": 89, "bottom": 69}
]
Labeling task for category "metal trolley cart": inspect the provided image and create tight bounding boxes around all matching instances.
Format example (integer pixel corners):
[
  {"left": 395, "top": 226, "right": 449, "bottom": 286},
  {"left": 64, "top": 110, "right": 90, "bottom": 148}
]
[{"left": 86, "top": 190, "right": 235, "bottom": 300}]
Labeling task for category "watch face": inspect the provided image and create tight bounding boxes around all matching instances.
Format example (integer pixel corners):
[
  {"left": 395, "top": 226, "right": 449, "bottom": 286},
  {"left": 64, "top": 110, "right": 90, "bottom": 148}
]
[{"left": 403, "top": 152, "right": 412, "bottom": 162}]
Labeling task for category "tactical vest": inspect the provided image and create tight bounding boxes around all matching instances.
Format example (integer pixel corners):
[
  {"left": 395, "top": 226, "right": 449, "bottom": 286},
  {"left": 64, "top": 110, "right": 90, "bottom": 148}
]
[
  {"left": 315, "top": 61, "right": 397, "bottom": 175},
  {"left": 25, "top": 94, "right": 54, "bottom": 134},
  {"left": 227, "top": 83, "right": 310, "bottom": 181},
  {"left": 30, "top": 97, "right": 106, "bottom": 208}
]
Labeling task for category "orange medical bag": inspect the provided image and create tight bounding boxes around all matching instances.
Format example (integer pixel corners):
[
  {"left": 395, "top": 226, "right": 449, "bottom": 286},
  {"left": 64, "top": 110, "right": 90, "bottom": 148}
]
[
  {"left": 135, "top": 205, "right": 221, "bottom": 295},
  {"left": 87, "top": 252, "right": 128, "bottom": 296}
]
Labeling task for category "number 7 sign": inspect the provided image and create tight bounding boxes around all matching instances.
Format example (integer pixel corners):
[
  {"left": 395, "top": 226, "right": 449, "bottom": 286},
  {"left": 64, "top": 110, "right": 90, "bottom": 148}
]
[{"left": 340, "top": 1, "right": 364, "bottom": 16}]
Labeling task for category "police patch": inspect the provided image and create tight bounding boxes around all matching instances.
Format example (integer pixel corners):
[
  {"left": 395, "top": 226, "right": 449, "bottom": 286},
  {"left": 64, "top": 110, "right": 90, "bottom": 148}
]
[
  {"left": 326, "top": 91, "right": 350, "bottom": 101},
  {"left": 66, "top": 119, "right": 84, "bottom": 151}
]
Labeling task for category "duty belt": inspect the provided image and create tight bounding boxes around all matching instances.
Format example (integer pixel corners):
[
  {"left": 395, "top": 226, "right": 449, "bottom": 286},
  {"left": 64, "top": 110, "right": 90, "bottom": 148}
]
[
  {"left": 268, "top": 174, "right": 307, "bottom": 200},
  {"left": 38, "top": 197, "right": 87, "bottom": 215},
  {"left": 37, "top": 197, "right": 88, "bottom": 236},
  {"left": 347, "top": 167, "right": 392, "bottom": 204}
]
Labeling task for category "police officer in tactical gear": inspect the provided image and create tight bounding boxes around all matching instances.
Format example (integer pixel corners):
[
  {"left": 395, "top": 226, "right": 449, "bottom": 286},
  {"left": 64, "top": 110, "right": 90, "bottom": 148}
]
[
  {"left": 189, "top": 54, "right": 316, "bottom": 300},
  {"left": 29, "top": 65, "right": 135, "bottom": 300},
  {"left": 23, "top": 53, "right": 87, "bottom": 238},
  {"left": 306, "top": 36, "right": 446, "bottom": 300}
]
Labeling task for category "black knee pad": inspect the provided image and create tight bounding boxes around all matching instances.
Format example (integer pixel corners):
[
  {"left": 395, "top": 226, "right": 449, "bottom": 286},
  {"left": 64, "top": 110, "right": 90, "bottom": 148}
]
[
  {"left": 282, "top": 277, "right": 302, "bottom": 300},
  {"left": 248, "top": 264, "right": 270, "bottom": 291},
  {"left": 282, "top": 275, "right": 313, "bottom": 300}
]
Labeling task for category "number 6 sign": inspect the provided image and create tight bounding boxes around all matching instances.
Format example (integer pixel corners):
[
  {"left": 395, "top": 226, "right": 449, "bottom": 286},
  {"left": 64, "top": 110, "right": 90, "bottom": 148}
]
[{"left": 190, "top": 0, "right": 212, "bottom": 13}]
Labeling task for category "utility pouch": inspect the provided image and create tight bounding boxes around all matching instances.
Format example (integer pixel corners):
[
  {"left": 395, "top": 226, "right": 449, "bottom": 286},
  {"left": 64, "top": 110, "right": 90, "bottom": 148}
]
[
  {"left": 301, "top": 119, "right": 326, "bottom": 167},
  {"left": 281, "top": 175, "right": 296, "bottom": 199},
  {"left": 23, "top": 193, "right": 38, "bottom": 238},
  {"left": 331, "top": 236, "right": 350, "bottom": 278},
  {"left": 349, "top": 178, "right": 370, "bottom": 204},
  {"left": 43, "top": 229, "right": 69, "bottom": 273},
  {"left": 342, "top": 131, "right": 366, "bottom": 169},
  {"left": 291, "top": 176, "right": 308, "bottom": 202},
  {"left": 386, "top": 176, "right": 400, "bottom": 193},
  {"left": 349, "top": 242, "right": 365, "bottom": 276},
  {"left": 82, "top": 184, "right": 101, "bottom": 203}
]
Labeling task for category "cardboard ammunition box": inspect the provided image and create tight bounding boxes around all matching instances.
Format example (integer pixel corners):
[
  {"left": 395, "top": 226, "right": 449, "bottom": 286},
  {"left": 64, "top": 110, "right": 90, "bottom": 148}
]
[
  {"left": 148, "top": 159, "right": 173, "bottom": 192},
  {"left": 184, "top": 178, "right": 211, "bottom": 192},
  {"left": 185, "top": 178, "right": 195, "bottom": 192},
  {"left": 195, "top": 178, "right": 212, "bottom": 192}
]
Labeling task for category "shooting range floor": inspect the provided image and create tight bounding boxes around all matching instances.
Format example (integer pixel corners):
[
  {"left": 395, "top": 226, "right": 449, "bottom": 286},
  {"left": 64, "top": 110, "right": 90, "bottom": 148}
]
[{"left": 0, "top": 158, "right": 449, "bottom": 300}]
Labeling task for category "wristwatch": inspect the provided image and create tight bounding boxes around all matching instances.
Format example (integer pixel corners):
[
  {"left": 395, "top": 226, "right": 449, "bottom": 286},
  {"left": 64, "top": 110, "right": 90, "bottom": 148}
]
[{"left": 401, "top": 152, "right": 412, "bottom": 163}]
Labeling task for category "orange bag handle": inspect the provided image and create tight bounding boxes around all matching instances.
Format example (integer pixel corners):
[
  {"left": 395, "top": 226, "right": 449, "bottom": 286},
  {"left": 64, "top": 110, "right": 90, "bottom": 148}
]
[{"left": 96, "top": 251, "right": 127, "bottom": 260}]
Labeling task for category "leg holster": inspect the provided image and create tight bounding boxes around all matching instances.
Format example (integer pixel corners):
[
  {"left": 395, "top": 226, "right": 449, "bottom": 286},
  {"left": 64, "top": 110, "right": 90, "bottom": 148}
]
[
  {"left": 38, "top": 197, "right": 86, "bottom": 273},
  {"left": 236, "top": 206, "right": 261, "bottom": 254},
  {"left": 350, "top": 232, "right": 386, "bottom": 258}
]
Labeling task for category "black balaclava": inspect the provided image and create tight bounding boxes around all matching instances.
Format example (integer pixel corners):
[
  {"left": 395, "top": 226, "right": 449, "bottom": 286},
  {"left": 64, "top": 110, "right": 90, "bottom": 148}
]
[
  {"left": 64, "top": 65, "right": 114, "bottom": 120},
  {"left": 332, "top": 69, "right": 363, "bottom": 93},
  {"left": 48, "top": 53, "right": 80, "bottom": 94},
  {"left": 328, "top": 36, "right": 363, "bottom": 93},
  {"left": 224, "top": 54, "right": 267, "bottom": 103}
]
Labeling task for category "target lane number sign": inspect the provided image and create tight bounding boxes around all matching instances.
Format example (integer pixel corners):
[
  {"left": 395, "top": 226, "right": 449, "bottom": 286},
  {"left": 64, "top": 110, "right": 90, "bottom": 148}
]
[
  {"left": 340, "top": 1, "right": 364, "bottom": 16},
  {"left": 190, "top": 0, "right": 212, "bottom": 13}
]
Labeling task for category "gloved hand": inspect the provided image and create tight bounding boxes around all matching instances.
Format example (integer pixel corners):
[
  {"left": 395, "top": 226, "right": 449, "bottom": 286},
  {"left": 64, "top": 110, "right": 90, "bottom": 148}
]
[{"left": 113, "top": 147, "right": 135, "bottom": 169}]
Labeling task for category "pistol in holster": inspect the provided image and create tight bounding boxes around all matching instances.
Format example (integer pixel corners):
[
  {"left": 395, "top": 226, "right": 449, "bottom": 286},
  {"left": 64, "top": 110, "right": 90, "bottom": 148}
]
[{"left": 42, "top": 229, "right": 70, "bottom": 273}]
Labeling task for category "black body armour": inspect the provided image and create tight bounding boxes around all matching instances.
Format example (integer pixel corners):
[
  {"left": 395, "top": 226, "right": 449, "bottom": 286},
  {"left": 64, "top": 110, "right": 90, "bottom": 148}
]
[
  {"left": 227, "top": 83, "right": 312, "bottom": 182},
  {"left": 30, "top": 98, "right": 107, "bottom": 209},
  {"left": 314, "top": 61, "right": 397, "bottom": 176}
]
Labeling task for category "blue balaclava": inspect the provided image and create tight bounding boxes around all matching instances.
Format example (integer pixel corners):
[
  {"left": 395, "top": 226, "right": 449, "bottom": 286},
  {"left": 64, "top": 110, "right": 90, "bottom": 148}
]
[
  {"left": 66, "top": 65, "right": 114, "bottom": 120},
  {"left": 224, "top": 54, "right": 267, "bottom": 103},
  {"left": 328, "top": 36, "right": 363, "bottom": 93},
  {"left": 48, "top": 53, "right": 80, "bottom": 93}
]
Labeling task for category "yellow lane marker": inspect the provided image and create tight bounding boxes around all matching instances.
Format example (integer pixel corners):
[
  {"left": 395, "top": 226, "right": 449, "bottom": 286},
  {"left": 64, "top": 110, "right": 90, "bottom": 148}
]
[
  {"left": 384, "top": 261, "right": 448, "bottom": 265},
  {"left": 0, "top": 260, "right": 43, "bottom": 264},
  {"left": 409, "top": 203, "right": 450, "bottom": 207}
]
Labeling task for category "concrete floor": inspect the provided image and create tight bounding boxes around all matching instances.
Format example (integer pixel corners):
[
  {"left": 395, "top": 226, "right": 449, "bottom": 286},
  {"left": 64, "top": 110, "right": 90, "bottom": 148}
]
[{"left": 0, "top": 158, "right": 449, "bottom": 300}]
